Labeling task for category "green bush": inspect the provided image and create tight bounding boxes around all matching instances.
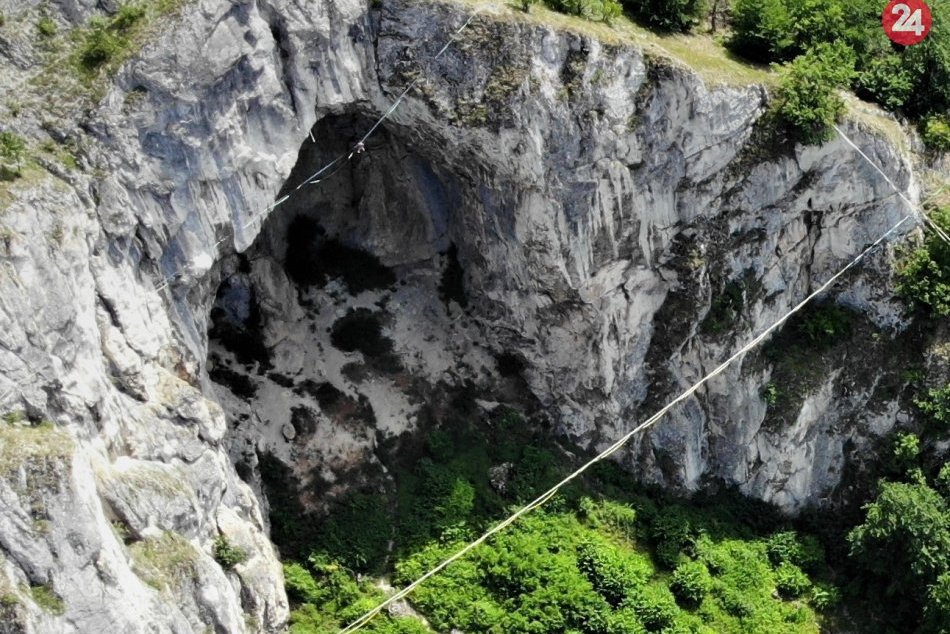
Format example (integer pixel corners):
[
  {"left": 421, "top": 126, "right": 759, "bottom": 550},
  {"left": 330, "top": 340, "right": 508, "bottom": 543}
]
[
  {"left": 855, "top": 56, "right": 915, "bottom": 112},
  {"left": 772, "top": 43, "right": 855, "bottom": 144},
  {"left": 916, "top": 385, "right": 950, "bottom": 427},
  {"left": 623, "top": 0, "right": 707, "bottom": 33},
  {"left": 629, "top": 583, "right": 680, "bottom": 630},
  {"left": 891, "top": 432, "right": 922, "bottom": 474},
  {"left": 212, "top": 535, "right": 248, "bottom": 569},
  {"left": 79, "top": 19, "right": 124, "bottom": 71},
  {"left": 901, "top": 2, "right": 950, "bottom": 118},
  {"left": 896, "top": 207, "right": 950, "bottom": 317},
  {"left": 651, "top": 507, "right": 695, "bottom": 568},
  {"left": 77, "top": 4, "right": 148, "bottom": 73},
  {"left": 849, "top": 480, "right": 950, "bottom": 628},
  {"left": 798, "top": 303, "right": 853, "bottom": 347},
  {"left": 577, "top": 539, "right": 652, "bottom": 605},
  {"left": 37, "top": 16, "right": 57, "bottom": 37},
  {"left": 546, "top": 0, "right": 622, "bottom": 23},
  {"left": 922, "top": 116, "right": 950, "bottom": 153},
  {"left": 670, "top": 560, "right": 712, "bottom": 605},
  {"left": 765, "top": 531, "right": 824, "bottom": 572},
  {"left": 111, "top": 4, "right": 146, "bottom": 30},
  {"left": 729, "top": 0, "right": 795, "bottom": 61},
  {"left": 810, "top": 582, "right": 841, "bottom": 611},
  {"left": 0, "top": 131, "right": 26, "bottom": 180},
  {"left": 774, "top": 561, "right": 810, "bottom": 598}
]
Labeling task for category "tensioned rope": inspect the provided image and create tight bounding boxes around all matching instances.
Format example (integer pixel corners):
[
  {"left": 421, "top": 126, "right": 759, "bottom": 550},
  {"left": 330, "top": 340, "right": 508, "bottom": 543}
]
[
  {"left": 154, "top": 9, "right": 482, "bottom": 292},
  {"left": 833, "top": 123, "right": 950, "bottom": 247},
  {"left": 337, "top": 211, "right": 912, "bottom": 634},
  {"left": 337, "top": 122, "right": 948, "bottom": 634}
]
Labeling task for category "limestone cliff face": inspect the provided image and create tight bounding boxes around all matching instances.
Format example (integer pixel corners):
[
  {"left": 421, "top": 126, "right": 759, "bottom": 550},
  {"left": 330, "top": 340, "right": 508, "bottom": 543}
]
[{"left": 0, "top": 0, "right": 934, "bottom": 631}]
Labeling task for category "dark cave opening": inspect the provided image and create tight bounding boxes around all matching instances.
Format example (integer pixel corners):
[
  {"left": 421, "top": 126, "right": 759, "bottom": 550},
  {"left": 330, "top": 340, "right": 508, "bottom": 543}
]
[{"left": 203, "top": 113, "right": 538, "bottom": 562}]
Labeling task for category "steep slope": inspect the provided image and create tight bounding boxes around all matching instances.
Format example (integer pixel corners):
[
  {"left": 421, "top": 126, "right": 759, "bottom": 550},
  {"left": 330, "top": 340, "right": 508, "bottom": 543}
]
[{"left": 0, "top": 0, "right": 940, "bottom": 631}]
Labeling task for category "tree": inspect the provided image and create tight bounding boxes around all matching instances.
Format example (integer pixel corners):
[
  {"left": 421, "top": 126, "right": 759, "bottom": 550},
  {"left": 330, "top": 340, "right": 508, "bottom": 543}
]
[
  {"left": 772, "top": 43, "right": 855, "bottom": 144},
  {"left": 623, "top": 0, "right": 708, "bottom": 33},
  {"left": 848, "top": 480, "right": 950, "bottom": 628}
]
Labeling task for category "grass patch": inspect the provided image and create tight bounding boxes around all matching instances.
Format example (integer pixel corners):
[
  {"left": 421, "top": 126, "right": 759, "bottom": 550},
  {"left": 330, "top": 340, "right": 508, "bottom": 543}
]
[
  {"left": 0, "top": 418, "right": 73, "bottom": 477},
  {"left": 27, "top": 584, "right": 64, "bottom": 615},
  {"left": 129, "top": 532, "right": 198, "bottom": 592}
]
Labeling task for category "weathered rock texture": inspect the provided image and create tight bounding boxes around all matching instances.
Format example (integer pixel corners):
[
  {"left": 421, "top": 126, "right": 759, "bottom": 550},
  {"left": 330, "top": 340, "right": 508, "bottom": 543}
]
[{"left": 0, "top": 0, "right": 939, "bottom": 631}]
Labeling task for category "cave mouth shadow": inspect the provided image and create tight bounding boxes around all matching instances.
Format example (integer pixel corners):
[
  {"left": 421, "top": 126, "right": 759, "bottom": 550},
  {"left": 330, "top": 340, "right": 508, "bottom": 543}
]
[{"left": 253, "top": 111, "right": 462, "bottom": 275}]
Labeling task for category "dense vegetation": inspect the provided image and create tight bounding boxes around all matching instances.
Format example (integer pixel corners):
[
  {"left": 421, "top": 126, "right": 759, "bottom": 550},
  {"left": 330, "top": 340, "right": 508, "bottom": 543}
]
[
  {"left": 274, "top": 409, "right": 844, "bottom": 634},
  {"left": 526, "top": 0, "right": 950, "bottom": 145},
  {"left": 898, "top": 206, "right": 950, "bottom": 317},
  {"left": 728, "top": 0, "right": 950, "bottom": 143}
]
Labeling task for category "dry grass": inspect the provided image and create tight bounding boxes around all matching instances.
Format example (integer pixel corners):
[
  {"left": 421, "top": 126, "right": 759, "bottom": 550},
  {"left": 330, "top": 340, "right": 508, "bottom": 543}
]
[{"left": 0, "top": 420, "right": 73, "bottom": 477}]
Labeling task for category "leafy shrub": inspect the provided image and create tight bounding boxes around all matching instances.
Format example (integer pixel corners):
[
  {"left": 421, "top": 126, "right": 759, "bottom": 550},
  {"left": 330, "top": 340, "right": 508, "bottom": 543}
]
[
  {"left": 848, "top": 480, "right": 950, "bottom": 617},
  {"left": 855, "top": 56, "right": 915, "bottom": 112},
  {"left": 798, "top": 303, "right": 853, "bottom": 347},
  {"left": 546, "top": 0, "right": 622, "bottom": 23},
  {"left": 623, "top": 0, "right": 707, "bottom": 33},
  {"left": 79, "top": 19, "right": 124, "bottom": 71},
  {"left": 896, "top": 207, "right": 950, "bottom": 317},
  {"left": 925, "top": 573, "right": 950, "bottom": 632},
  {"left": 629, "top": 583, "right": 680, "bottom": 630},
  {"left": 729, "top": 0, "right": 795, "bottom": 61},
  {"left": 0, "top": 131, "right": 27, "bottom": 180},
  {"left": 772, "top": 43, "right": 855, "bottom": 144},
  {"left": 922, "top": 116, "right": 950, "bottom": 153},
  {"left": 37, "top": 16, "right": 57, "bottom": 37},
  {"left": 774, "top": 562, "right": 810, "bottom": 598},
  {"left": 891, "top": 432, "right": 922, "bottom": 474},
  {"left": 314, "top": 494, "right": 392, "bottom": 571},
  {"left": 577, "top": 539, "right": 652, "bottom": 605},
  {"left": 810, "top": 582, "right": 841, "bottom": 611},
  {"left": 702, "top": 278, "right": 745, "bottom": 334},
  {"left": 579, "top": 498, "right": 637, "bottom": 537},
  {"left": 670, "top": 560, "right": 712, "bottom": 605},
  {"left": 765, "top": 531, "right": 825, "bottom": 572},
  {"left": 111, "top": 4, "right": 146, "bottom": 30},
  {"left": 916, "top": 385, "right": 950, "bottom": 427},
  {"left": 651, "top": 508, "right": 694, "bottom": 568},
  {"left": 212, "top": 535, "right": 248, "bottom": 569},
  {"left": 77, "top": 4, "right": 148, "bottom": 73}
]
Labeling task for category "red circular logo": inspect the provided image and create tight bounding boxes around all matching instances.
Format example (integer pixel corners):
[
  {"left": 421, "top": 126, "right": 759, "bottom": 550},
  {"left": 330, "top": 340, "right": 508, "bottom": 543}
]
[{"left": 883, "top": 0, "right": 933, "bottom": 46}]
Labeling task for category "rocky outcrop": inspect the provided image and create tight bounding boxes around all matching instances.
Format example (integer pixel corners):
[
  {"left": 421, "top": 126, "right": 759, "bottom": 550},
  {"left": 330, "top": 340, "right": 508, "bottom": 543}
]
[{"left": 0, "top": 0, "right": 935, "bottom": 631}]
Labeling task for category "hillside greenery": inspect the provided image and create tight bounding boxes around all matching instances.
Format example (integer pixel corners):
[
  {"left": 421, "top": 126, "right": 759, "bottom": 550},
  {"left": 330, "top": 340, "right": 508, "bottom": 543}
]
[
  {"left": 529, "top": 0, "right": 950, "bottom": 145},
  {"left": 897, "top": 206, "right": 950, "bottom": 317},
  {"left": 271, "top": 399, "right": 950, "bottom": 634},
  {"left": 275, "top": 409, "right": 844, "bottom": 634}
]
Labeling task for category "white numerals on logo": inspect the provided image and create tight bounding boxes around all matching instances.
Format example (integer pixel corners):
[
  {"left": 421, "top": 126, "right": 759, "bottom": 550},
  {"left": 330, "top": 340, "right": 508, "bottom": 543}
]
[{"left": 892, "top": 3, "right": 926, "bottom": 36}]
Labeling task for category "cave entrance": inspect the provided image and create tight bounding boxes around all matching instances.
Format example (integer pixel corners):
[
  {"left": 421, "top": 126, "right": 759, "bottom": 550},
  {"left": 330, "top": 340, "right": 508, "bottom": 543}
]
[{"left": 203, "top": 113, "right": 532, "bottom": 547}]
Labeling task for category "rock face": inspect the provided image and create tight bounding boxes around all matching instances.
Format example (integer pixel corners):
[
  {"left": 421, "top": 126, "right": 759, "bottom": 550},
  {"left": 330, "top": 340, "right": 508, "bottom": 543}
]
[{"left": 0, "top": 0, "right": 936, "bottom": 631}]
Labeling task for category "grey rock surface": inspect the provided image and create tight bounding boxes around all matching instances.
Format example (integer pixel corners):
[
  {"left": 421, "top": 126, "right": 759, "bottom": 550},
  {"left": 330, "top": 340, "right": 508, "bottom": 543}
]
[{"left": 0, "top": 0, "right": 941, "bottom": 631}]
